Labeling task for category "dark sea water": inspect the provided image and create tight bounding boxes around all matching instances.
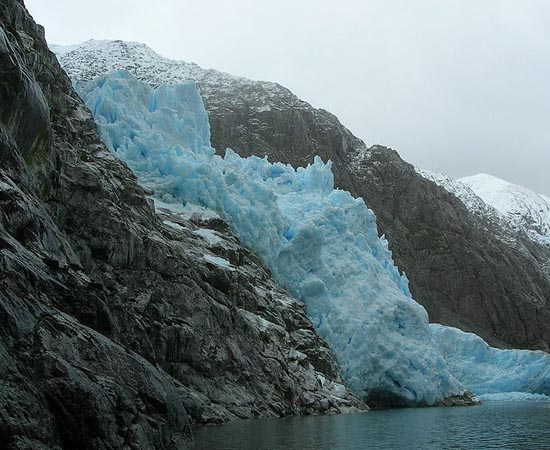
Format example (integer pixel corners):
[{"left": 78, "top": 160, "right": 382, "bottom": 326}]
[{"left": 192, "top": 401, "right": 550, "bottom": 450}]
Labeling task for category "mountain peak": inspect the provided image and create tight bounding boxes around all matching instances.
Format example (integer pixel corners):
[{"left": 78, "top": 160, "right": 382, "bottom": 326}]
[
  {"left": 459, "top": 173, "right": 550, "bottom": 243},
  {"left": 52, "top": 39, "right": 295, "bottom": 111},
  {"left": 459, "top": 173, "right": 513, "bottom": 190},
  {"left": 52, "top": 39, "right": 266, "bottom": 85}
]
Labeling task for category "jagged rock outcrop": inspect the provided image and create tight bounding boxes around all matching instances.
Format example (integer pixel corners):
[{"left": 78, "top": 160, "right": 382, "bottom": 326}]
[
  {"left": 0, "top": 2, "right": 365, "bottom": 448},
  {"left": 55, "top": 39, "right": 550, "bottom": 351}
]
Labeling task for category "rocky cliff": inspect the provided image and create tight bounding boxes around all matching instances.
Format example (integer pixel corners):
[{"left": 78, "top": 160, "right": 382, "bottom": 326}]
[{"left": 0, "top": 2, "right": 364, "bottom": 448}]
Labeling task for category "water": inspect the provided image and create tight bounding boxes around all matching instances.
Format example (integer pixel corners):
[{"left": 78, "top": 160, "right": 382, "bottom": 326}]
[{"left": 192, "top": 401, "right": 550, "bottom": 450}]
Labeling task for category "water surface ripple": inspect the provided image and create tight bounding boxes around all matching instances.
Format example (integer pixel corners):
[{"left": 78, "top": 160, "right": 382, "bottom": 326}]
[{"left": 193, "top": 401, "right": 550, "bottom": 450}]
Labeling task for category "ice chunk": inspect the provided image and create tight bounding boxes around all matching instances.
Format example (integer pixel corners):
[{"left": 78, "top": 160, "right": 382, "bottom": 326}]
[
  {"left": 163, "top": 220, "right": 185, "bottom": 231},
  {"left": 193, "top": 228, "right": 224, "bottom": 246},
  {"left": 477, "top": 392, "right": 550, "bottom": 402}
]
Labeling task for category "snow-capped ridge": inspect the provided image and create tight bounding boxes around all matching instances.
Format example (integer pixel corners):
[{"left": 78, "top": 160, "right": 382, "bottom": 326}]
[
  {"left": 416, "top": 168, "right": 498, "bottom": 219},
  {"left": 417, "top": 168, "right": 550, "bottom": 249},
  {"left": 53, "top": 39, "right": 298, "bottom": 113},
  {"left": 459, "top": 173, "right": 550, "bottom": 243}
]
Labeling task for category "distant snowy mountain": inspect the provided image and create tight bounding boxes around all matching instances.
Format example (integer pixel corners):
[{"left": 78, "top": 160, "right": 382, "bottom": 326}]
[
  {"left": 417, "top": 169, "right": 550, "bottom": 247},
  {"left": 417, "top": 168, "right": 550, "bottom": 278},
  {"left": 416, "top": 169, "right": 504, "bottom": 226},
  {"left": 459, "top": 174, "right": 550, "bottom": 246}
]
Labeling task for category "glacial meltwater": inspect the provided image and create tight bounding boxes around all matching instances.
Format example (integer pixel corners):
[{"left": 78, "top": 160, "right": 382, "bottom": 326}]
[{"left": 192, "top": 401, "right": 550, "bottom": 450}]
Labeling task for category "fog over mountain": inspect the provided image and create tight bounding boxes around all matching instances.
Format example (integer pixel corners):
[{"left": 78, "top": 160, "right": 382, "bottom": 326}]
[{"left": 26, "top": 0, "right": 550, "bottom": 195}]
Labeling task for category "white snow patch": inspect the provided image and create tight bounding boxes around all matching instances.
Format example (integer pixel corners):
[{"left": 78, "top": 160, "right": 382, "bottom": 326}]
[
  {"left": 193, "top": 228, "right": 223, "bottom": 246},
  {"left": 203, "top": 254, "right": 234, "bottom": 271},
  {"left": 152, "top": 197, "right": 185, "bottom": 215},
  {"left": 181, "top": 203, "right": 220, "bottom": 220},
  {"left": 331, "top": 382, "right": 347, "bottom": 397},
  {"left": 163, "top": 220, "right": 185, "bottom": 231},
  {"left": 238, "top": 309, "right": 283, "bottom": 333},
  {"left": 316, "top": 374, "right": 326, "bottom": 387}
]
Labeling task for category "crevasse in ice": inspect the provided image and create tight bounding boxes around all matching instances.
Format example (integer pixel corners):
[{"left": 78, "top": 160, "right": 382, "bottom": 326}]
[{"left": 77, "top": 70, "right": 476, "bottom": 404}]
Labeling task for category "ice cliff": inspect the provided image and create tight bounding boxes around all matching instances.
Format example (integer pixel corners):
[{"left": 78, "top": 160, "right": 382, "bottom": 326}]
[
  {"left": 75, "top": 68, "right": 550, "bottom": 405},
  {"left": 76, "top": 70, "right": 464, "bottom": 405},
  {"left": 431, "top": 325, "right": 550, "bottom": 400}
]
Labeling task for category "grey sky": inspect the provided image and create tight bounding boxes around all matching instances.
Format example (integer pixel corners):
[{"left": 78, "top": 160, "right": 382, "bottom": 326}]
[{"left": 25, "top": 0, "right": 550, "bottom": 195}]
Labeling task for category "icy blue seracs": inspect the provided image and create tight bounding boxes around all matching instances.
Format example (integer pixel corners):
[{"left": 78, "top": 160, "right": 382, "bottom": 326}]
[
  {"left": 77, "top": 69, "right": 550, "bottom": 404},
  {"left": 77, "top": 69, "right": 464, "bottom": 405}
]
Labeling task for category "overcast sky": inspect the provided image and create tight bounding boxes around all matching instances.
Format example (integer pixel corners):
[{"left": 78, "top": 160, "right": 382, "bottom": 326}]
[{"left": 25, "top": 0, "right": 550, "bottom": 195}]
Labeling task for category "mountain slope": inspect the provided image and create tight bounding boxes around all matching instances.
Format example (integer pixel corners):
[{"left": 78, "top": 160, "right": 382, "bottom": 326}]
[
  {"left": 54, "top": 40, "right": 550, "bottom": 351},
  {"left": 418, "top": 169, "right": 550, "bottom": 276}
]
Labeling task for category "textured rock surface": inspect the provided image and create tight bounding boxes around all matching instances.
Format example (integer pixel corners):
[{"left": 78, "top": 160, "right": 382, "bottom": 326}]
[
  {"left": 417, "top": 169, "right": 550, "bottom": 279},
  {"left": 352, "top": 148, "right": 550, "bottom": 351},
  {"left": 55, "top": 40, "right": 550, "bottom": 352},
  {"left": 0, "top": 2, "right": 365, "bottom": 448}
]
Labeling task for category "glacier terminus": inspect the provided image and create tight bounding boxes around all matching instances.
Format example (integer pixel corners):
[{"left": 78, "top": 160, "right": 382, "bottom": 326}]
[{"left": 70, "top": 63, "right": 550, "bottom": 406}]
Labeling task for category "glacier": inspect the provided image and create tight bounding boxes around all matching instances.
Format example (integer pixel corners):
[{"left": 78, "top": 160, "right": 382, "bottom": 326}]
[
  {"left": 75, "top": 68, "right": 550, "bottom": 405},
  {"left": 76, "top": 69, "right": 463, "bottom": 405}
]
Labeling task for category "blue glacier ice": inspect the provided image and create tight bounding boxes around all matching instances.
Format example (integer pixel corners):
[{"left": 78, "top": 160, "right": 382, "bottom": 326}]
[
  {"left": 431, "top": 324, "right": 550, "bottom": 400},
  {"left": 75, "top": 69, "right": 550, "bottom": 405},
  {"left": 76, "top": 69, "right": 464, "bottom": 405}
]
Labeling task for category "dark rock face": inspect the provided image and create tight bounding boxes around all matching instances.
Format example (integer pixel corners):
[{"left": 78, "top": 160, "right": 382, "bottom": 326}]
[
  {"left": 435, "top": 392, "right": 480, "bottom": 408},
  {"left": 350, "top": 147, "right": 550, "bottom": 350},
  {"left": 200, "top": 72, "right": 550, "bottom": 352},
  {"left": 0, "top": 1, "right": 364, "bottom": 448}
]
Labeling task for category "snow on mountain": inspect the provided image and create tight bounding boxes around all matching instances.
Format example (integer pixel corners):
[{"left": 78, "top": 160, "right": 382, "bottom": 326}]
[
  {"left": 417, "top": 169, "right": 550, "bottom": 249},
  {"left": 53, "top": 40, "right": 301, "bottom": 114},
  {"left": 459, "top": 174, "right": 550, "bottom": 246},
  {"left": 416, "top": 169, "right": 502, "bottom": 222}
]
